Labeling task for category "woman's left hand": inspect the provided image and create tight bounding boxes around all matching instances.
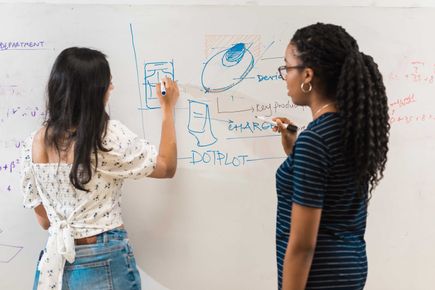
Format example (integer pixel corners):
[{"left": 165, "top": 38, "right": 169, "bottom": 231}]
[{"left": 273, "top": 117, "right": 297, "bottom": 155}]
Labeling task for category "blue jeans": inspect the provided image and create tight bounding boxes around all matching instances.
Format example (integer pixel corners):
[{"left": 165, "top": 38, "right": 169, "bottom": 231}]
[{"left": 33, "top": 228, "right": 141, "bottom": 290}]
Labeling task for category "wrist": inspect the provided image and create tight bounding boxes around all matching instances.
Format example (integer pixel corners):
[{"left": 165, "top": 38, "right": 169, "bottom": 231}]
[{"left": 161, "top": 105, "right": 174, "bottom": 114}]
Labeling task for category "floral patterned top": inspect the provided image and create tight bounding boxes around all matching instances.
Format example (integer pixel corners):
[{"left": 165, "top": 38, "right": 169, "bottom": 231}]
[{"left": 20, "top": 120, "right": 157, "bottom": 290}]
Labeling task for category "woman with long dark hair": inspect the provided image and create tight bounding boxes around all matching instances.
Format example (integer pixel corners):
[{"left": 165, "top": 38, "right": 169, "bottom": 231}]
[
  {"left": 274, "top": 23, "right": 389, "bottom": 289},
  {"left": 21, "top": 47, "right": 179, "bottom": 290}
]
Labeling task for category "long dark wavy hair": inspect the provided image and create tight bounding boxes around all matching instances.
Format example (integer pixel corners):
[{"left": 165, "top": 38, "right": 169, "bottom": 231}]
[
  {"left": 44, "top": 47, "right": 111, "bottom": 191},
  {"left": 291, "top": 23, "right": 390, "bottom": 196}
]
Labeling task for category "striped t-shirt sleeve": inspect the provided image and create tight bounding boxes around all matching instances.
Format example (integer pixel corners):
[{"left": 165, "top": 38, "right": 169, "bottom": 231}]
[{"left": 291, "top": 130, "right": 330, "bottom": 208}]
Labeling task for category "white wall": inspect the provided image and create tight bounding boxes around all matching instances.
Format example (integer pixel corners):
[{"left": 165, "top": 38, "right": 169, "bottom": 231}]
[
  {"left": 1, "top": 2, "right": 435, "bottom": 290},
  {"left": 0, "top": 0, "right": 435, "bottom": 7}
]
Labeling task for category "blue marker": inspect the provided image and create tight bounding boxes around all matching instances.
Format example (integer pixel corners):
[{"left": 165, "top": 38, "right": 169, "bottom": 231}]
[{"left": 160, "top": 80, "right": 166, "bottom": 96}]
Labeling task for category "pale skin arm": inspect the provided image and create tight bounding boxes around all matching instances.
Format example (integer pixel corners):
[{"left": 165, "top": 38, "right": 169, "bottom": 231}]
[
  {"left": 31, "top": 129, "right": 50, "bottom": 230},
  {"left": 30, "top": 79, "right": 178, "bottom": 229},
  {"left": 34, "top": 204, "right": 50, "bottom": 230},
  {"left": 282, "top": 204, "right": 322, "bottom": 290},
  {"left": 148, "top": 77, "right": 179, "bottom": 179}
]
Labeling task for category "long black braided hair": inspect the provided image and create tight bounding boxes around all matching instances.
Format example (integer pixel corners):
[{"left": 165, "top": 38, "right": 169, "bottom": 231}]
[{"left": 291, "top": 23, "right": 390, "bottom": 196}]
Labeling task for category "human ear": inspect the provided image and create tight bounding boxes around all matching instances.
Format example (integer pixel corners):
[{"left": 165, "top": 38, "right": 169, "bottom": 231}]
[{"left": 304, "top": 67, "right": 314, "bottom": 83}]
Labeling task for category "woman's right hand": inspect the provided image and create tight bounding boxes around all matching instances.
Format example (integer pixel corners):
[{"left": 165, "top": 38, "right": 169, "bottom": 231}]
[
  {"left": 272, "top": 117, "right": 297, "bottom": 156},
  {"left": 149, "top": 77, "right": 179, "bottom": 179},
  {"left": 156, "top": 77, "right": 179, "bottom": 110}
]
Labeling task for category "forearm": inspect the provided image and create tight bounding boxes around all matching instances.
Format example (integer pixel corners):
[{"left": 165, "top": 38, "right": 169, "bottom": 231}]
[
  {"left": 282, "top": 135, "right": 295, "bottom": 156},
  {"left": 34, "top": 204, "right": 50, "bottom": 230},
  {"left": 282, "top": 245, "right": 315, "bottom": 290},
  {"left": 283, "top": 144, "right": 294, "bottom": 156},
  {"left": 158, "top": 106, "right": 177, "bottom": 176},
  {"left": 274, "top": 118, "right": 296, "bottom": 156}
]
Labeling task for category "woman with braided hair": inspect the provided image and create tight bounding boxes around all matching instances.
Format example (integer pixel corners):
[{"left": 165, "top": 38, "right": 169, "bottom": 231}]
[{"left": 273, "top": 23, "right": 389, "bottom": 290}]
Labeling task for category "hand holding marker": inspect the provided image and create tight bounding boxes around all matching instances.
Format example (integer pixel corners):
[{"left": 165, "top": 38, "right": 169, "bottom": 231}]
[
  {"left": 156, "top": 77, "right": 179, "bottom": 108},
  {"left": 255, "top": 115, "right": 298, "bottom": 133}
]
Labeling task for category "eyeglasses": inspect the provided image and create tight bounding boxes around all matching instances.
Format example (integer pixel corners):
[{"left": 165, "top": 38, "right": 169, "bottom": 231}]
[{"left": 278, "top": 65, "right": 306, "bottom": 80}]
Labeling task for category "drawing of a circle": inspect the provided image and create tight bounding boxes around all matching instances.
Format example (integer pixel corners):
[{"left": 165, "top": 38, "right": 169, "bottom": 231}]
[{"left": 201, "top": 43, "right": 254, "bottom": 93}]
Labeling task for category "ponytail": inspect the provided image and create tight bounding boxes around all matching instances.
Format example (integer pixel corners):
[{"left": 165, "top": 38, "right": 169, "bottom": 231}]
[
  {"left": 291, "top": 23, "right": 389, "bottom": 197},
  {"left": 336, "top": 51, "right": 389, "bottom": 195}
]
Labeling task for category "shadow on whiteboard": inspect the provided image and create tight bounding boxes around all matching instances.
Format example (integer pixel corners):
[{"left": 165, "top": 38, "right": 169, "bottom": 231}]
[{"left": 139, "top": 267, "right": 169, "bottom": 290}]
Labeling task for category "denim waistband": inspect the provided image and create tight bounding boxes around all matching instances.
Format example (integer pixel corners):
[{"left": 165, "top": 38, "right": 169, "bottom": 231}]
[
  {"left": 94, "top": 228, "right": 128, "bottom": 244},
  {"left": 71, "top": 228, "right": 129, "bottom": 259}
]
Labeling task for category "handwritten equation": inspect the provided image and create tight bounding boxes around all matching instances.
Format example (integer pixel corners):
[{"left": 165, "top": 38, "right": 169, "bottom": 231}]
[
  {"left": 0, "top": 138, "right": 23, "bottom": 149},
  {"left": 389, "top": 93, "right": 417, "bottom": 114},
  {"left": 388, "top": 93, "right": 435, "bottom": 125},
  {"left": 388, "top": 59, "right": 435, "bottom": 85},
  {"left": 387, "top": 57, "right": 435, "bottom": 127},
  {"left": 0, "top": 158, "right": 20, "bottom": 174},
  {"left": 0, "top": 105, "right": 46, "bottom": 124}
]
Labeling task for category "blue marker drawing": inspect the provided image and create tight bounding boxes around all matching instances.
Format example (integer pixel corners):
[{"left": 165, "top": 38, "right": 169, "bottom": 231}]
[
  {"left": 246, "top": 157, "right": 285, "bottom": 162},
  {"left": 188, "top": 100, "right": 217, "bottom": 147},
  {"left": 201, "top": 42, "right": 254, "bottom": 93},
  {"left": 216, "top": 96, "right": 254, "bottom": 114},
  {"left": 226, "top": 135, "right": 279, "bottom": 140},
  {"left": 129, "top": 23, "right": 147, "bottom": 137},
  {"left": 144, "top": 61, "right": 174, "bottom": 109},
  {"left": 190, "top": 149, "right": 249, "bottom": 167},
  {"left": 222, "top": 43, "right": 246, "bottom": 66}
]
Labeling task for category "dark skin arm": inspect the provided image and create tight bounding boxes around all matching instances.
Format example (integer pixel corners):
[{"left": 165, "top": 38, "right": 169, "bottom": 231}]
[
  {"left": 272, "top": 117, "right": 297, "bottom": 155},
  {"left": 282, "top": 203, "right": 322, "bottom": 290}
]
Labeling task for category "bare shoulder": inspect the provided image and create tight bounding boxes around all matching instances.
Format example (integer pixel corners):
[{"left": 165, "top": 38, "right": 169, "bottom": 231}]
[
  {"left": 32, "top": 127, "right": 48, "bottom": 163},
  {"left": 32, "top": 126, "right": 47, "bottom": 147}
]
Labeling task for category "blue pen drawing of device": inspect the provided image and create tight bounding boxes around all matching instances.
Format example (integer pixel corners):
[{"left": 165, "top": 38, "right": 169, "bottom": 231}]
[
  {"left": 144, "top": 60, "right": 174, "bottom": 109},
  {"left": 188, "top": 100, "right": 218, "bottom": 147}
]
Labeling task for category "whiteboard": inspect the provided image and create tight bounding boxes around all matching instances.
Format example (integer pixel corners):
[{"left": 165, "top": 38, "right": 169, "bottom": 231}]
[{"left": 0, "top": 4, "right": 434, "bottom": 290}]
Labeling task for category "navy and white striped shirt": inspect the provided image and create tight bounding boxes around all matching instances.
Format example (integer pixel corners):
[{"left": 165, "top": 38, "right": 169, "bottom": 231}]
[{"left": 276, "top": 112, "right": 368, "bottom": 290}]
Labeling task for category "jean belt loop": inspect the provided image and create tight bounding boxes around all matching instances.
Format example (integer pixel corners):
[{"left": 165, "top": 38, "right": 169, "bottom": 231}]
[
  {"left": 95, "top": 232, "right": 103, "bottom": 244},
  {"left": 103, "top": 231, "right": 109, "bottom": 244}
]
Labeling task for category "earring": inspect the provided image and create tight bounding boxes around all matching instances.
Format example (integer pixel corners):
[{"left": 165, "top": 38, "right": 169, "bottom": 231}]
[{"left": 300, "top": 82, "right": 312, "bottom": 93}]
